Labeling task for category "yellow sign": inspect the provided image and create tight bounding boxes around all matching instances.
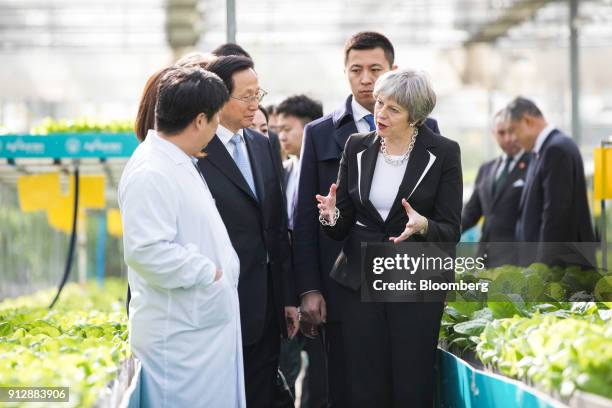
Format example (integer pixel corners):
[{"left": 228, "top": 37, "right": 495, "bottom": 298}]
[
  {"left": 594, "top": 147, "right": 612, "bottom": 200},
  {"left": 16, "top": 173, "right": 106, "bottom": 233},
  {"left": 17, "top": 173, "right": 62, "bottom": 212},
  {"left": 107, "top": 208, "right": 123, "bottom": 237},
  {"left": 71, "top": 175, "right": 106, "bottom": 209},
  {"left": 47, "top": 196, "right": 85, "bottom": 233}
]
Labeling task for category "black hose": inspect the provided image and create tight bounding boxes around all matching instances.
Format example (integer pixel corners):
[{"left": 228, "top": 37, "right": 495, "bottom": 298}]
[{"left": 49, "top": 165, "right": 79, "bottom": 309}]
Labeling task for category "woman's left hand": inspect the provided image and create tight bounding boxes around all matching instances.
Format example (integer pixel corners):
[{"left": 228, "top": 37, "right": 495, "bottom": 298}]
[{"left": 389, "top": 199, "right": 428, "bottom": 243}]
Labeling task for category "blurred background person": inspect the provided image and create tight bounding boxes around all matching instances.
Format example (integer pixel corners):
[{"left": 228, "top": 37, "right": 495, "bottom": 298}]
[
  {"left": 275, "top": 94, "right": 326, "bottom": 407},
  {"left": 134, "top": 66, "right": 173, "bottom": 143},
  {"left": 461, "top": 108, "right": 530, "bottom": 267},
  {"left": 277, "top": 95, "right": 324, "bottom": 231},
  {"left": 266, "top": 104, "right": 280, "bottom": 134},
  {"left": 249, "top": 104, "right": 284, "bottom": 182},
  {"left": 212, "top": 42, "right": 252, "bottom": 59},
  {"left": 252, "top": 105, "right": 270, "bottom": 136},
  {"left": 507, "top": 96, "right": 595, "bottom": 267},
  {"left": 175, "top": 51, "right": 217, "bottom": 67}
]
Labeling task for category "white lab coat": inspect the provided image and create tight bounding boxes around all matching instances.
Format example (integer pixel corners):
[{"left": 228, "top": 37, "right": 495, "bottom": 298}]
[{"left": 118, "top": 130, "right": 245, "bottom": 408}]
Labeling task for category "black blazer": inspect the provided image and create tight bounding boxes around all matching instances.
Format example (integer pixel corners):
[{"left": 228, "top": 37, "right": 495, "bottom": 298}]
[
  {"left": 292, "top": 95, "right": 440, "bottom": 318},
  {"left": 198, "top": 128, "right": 295, "bottom": 344},
  {"left": 322, "top": 126, "right": 462, "bottom": 290},
  {"left": 462, "top": 152, "right": 530, "bottom": 266},
  {"left": 516, "top": 129, "right": 595, "bottom": 266}
]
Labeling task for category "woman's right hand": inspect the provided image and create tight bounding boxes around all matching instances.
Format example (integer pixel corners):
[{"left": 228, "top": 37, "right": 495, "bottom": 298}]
[{"left": 315, "top": 183, "right": 337, "bottom": 223}]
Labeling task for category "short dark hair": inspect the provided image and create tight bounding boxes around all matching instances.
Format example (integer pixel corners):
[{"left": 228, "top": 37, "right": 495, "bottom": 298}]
[
  {"left": 265, "top": 104, "right": 276, "bottom": 115},
  {"left": 258, "top": 105, "right": 269, "bottom": 123},
  {"left": 506, "top": 97, "right": 544, "bottom": 122},
  {"left": 204, "top": 55, "right": 255, "bottom": 95},
  {"left": 276, "top": 95, "right": 323, "bottom": 125},
  {"left": 344, "top": 31, "right": 394, "bottom": 67},
  {"left": 155, "top": 66, "right": 229, "bottom": 135},
  {"left": 212, "top": 43, "right": 252, "bottom": 59}
]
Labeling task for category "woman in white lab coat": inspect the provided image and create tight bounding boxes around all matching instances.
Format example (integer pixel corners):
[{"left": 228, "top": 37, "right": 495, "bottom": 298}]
[{"left": 118, "top": 66, "right": 246, "bottom": 407}]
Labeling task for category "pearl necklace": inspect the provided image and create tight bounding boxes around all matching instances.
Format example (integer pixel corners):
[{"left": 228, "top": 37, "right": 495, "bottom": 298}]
[{"left": 380, "top": 127, "right": 418, "bottom": 166}]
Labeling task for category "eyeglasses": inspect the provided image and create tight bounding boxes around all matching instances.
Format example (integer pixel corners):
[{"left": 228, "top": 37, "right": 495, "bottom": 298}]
[{"left": 230, "top": 89, "right": 268, "bottom": 104}]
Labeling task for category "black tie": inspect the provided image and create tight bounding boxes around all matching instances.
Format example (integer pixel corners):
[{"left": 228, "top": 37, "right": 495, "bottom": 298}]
[{"left": 494, "top": 155, "right": 513, "bottom": 194}]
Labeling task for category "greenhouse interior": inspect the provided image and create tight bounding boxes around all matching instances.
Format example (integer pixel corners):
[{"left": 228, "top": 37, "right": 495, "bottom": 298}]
[{"left": 1, "top": 0, "right": 612, "bottom": 407}]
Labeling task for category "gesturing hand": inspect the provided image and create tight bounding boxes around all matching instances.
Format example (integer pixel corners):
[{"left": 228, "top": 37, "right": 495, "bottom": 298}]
[
  {"left": 315, "top": 183, "right": 337, "bottom": 224},
  {"left": 389, "top": 199, "right": 428, "bottom": 243}
]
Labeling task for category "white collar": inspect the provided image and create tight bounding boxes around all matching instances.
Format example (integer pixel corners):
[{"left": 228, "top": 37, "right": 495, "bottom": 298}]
[
  {"left": 502, "top": 149, "right": 525, "bottom": 162},
  {"left": 217, "top": 125, "right": 244, "bottom": 146},
  {"left": 147, "top": 129, "right": 192, "bottom": 164},
  {"left": 351, "top": 98, "right": 372, "bottom": 122},
  {"left": 533, "top": 124, "right": 555, "bottom": 155}
]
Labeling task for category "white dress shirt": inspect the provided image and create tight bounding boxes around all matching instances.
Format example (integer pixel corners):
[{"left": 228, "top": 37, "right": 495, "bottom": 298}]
[
  {"left": 495, "top": 149, "right": 525, "bottom": 180},
  {"left": 284, "top": 155, "right": 300, "bottom": 228},
  {"left": 352, "top": 98, "right": 375, "bottom": 133},
  {"left": 533, "top": 124, "right": 556, "bottom": 157},
  {"left": 217, "top": 124, "right": 254, "bottom": 168}
]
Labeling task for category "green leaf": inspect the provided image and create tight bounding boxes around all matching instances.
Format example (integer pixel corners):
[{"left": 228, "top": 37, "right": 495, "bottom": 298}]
[{"left": 453, "top": 319, "right": 488, "bottom": 336}]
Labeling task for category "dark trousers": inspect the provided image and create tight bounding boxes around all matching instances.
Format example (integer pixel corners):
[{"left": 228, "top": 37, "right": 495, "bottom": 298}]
[
  {"left": 243, "top": 280, "right": 281, "bottom": 408},
  {"left": 324, "top": 321, "right": 349, "bottom": 407},
  {"left": 338, "top": 285, "right": 444, "bottom": 408},
  {"left": 301, "top": 336, "right": 328, "bottom": 408}
]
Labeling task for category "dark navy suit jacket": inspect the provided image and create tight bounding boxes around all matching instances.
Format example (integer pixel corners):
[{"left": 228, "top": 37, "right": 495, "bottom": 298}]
[
  {"left": 462, "top": 152, "right": 531, "bottom": 266},
  {"left": 516, "top": 129, "right": 595, "bottom": 267}
]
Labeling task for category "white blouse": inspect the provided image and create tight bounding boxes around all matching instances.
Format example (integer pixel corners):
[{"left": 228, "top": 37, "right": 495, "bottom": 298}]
[{"left": 369, "top": 151, "right": 408, "bottom": 220}]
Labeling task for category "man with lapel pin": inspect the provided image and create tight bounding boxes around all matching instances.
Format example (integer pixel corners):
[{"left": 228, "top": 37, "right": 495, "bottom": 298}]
[
  {"left": 462, "top": 109, "right": 530, "bottom": 266},
  {"left": 506, "top": 96, "right": 595, "bottom": 267},
  {"left": 292, "top": 31, "right": 440, "bottom": 406},
  {"left": 199, "top": 55, "right": 299, "bottom": 408}
]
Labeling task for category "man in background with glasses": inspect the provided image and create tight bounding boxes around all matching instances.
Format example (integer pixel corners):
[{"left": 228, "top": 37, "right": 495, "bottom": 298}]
[{"left": 198, "top": 55, "right": 299, "bottom": 408}]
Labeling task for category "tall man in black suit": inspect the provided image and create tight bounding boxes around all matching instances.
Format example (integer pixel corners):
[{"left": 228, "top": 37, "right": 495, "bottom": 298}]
[
  {"left": 506, "top": 97, "right": 595, "bottom": 267},
  {"left": 292, "top": 31, "right": 440, "bottom": 406},
  {"left": 462, "top": 109, "right": 530, "bottom": 266},
  {"left": 199, "top": 56, "right": 298, "bottom": 408}
]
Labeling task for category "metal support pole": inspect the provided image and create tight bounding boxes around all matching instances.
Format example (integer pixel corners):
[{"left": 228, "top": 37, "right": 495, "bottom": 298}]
[
  {"left": 96, "top": 211, "right": 107, "bottom": 287},
  {"left": 602, "top": 141, "right": 607, "bottom": 271},
  {"left": 226, "top": 0, "right": 236, "bottom": 43},
  {"left": 569, "top": 0, "right": 580, "bottom": 144}
]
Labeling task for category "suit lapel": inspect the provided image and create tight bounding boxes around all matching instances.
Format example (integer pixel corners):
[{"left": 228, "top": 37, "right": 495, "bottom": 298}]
[
  {"left": 332, "top": 95, "right": 359, "bottom": 154},
  {"left": 385, "top": 131, "right": 435, "bottom": 222},
  {"left": 485, "top": 158, "right": 499, "bottom": 205},
  {"left": 335, "top": 119, "right": 358, "bottom": 153},
  {"left": 244, "top": 129, "right": 265, "bottom": 203},
  {"left": 519, "top": 131, "right": 557, "bottom": 209},
  {"left": 202, "top": 135, "right": 259, "bottom": 204}
]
